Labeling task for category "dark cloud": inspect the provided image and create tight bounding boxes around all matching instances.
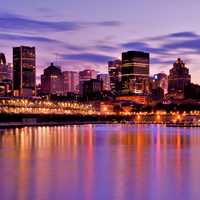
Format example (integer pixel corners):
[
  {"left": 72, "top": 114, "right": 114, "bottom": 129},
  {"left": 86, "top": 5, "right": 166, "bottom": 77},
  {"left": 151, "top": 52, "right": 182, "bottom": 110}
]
[
  {"left": 167, "top": 32, "right": 199, "bottom": 38},
  {"left": 0, "top": 33, "right": 86, "bottom": 51},
  {"left": 151, "top": 58, "right": 175, "bottom": 65},
  {"left": 0, "top": 13, "right": 121, "bottom": 34},
  {"left": 0, "top": 33, "right": 56, "bottom": 43},
  {"left": 162, "top": 38, "right": 200, "bottom": 52},
  {"left": 121, "top": 31, "right": 200, "bottom": 58},
  {"left": 59, "top": 53, "right": 115, "bottom": 64},
  {"left": 97, "top": 21, "right": 121, "bottom": 26},
  {"left": 0, "top": 13, "right": 80, "bottom": 32},
  {"left": 95, "top": 44, "right": 119, "bottom": 52},
  {"left": 122, "top": 41, "right": 148, "bottom": 50},
  {"left": 121, "top": 41, "right": 169, "bottom": 55}
]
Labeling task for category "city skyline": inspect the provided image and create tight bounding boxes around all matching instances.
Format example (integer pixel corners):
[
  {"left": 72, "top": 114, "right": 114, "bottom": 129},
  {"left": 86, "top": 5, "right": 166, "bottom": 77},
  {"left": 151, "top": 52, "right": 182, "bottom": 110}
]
[{"left": 1, "top": 0, "right": 200, "bottom": 84}]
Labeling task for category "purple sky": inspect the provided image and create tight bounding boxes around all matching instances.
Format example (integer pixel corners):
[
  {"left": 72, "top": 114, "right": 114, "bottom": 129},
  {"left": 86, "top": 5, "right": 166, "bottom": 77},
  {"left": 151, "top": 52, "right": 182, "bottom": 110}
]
[{"left": 1, "top": 0, "right": 200, "bottom": 83}]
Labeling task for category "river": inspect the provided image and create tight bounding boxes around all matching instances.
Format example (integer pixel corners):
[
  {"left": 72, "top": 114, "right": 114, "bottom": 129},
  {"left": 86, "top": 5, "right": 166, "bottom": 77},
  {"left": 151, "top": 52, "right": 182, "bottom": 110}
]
[{"left": 0, "top": 124, "right": 200, "bottom": 200}]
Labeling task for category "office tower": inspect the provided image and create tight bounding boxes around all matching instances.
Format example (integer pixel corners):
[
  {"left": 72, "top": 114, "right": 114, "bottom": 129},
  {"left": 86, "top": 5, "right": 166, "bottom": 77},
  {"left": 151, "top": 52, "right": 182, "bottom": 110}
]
[
  {"left": 168, "top": 58, "right": 191, "bottom": 99},
  {"left": 41, "top": 63, "right": 63, "bottom": 95},
  {"left": 79, "top": 69, "right": 97, "bottom": 95},
  {"left": 121, "top": 51, "right": 149, "bottom": 95},
  {"left": 108, "top": 59, "right": 121, "bottom": 94},
  {"left": 13, "top": 46, "right": 36, "bottom": 97},
  {"left": 63, "top": 71, "right": 79, "bottom": 94},
  {"left": 97, "top": 74, "right": 110, "bottom": 91}
]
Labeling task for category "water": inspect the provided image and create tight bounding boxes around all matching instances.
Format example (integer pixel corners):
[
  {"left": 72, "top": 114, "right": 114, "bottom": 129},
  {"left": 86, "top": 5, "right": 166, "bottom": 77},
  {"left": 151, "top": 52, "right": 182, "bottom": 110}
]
[{"left": 0, "top": 124, "right": 200, "bottom": 200}]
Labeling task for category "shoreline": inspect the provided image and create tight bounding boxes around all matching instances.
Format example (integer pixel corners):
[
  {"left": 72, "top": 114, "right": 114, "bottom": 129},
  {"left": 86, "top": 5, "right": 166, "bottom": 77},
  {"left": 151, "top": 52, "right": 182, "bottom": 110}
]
[{"left": 1, "top": 121, "right": 200, "bottom": 129}]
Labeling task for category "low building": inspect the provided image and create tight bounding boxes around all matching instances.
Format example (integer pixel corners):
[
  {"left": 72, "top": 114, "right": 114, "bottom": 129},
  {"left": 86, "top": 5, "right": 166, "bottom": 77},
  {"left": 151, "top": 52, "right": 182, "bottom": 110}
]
[
  {"left": 63, "top": 71, "right": 79, "bottom": 94},
  {"left": 97, "top": 74, "right": 110, "bottom": 91},
  {"left": 41, "top": 63, "right": 63, "bottom": 95}
]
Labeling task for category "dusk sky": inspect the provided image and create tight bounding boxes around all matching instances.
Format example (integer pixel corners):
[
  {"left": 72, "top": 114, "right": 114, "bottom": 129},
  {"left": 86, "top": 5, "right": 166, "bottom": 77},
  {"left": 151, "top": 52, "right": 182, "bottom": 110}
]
[{"left": 1, "top": 0, "right": 200, "bottom": 83}]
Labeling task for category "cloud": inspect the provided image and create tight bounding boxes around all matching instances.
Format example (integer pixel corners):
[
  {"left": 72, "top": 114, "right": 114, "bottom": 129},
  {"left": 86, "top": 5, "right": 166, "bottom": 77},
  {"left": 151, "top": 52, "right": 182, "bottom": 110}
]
[
  {"left": 0, "top": 33, "right": 87, "bottom": 52},
  {"left": 151, "top": 58, "right": 175, "bottom": 65},
  {"left": 59, "top": 53, "right": 115, "bottom": 63},
  {"left": 162, "top": 38, "right": 200, "bottom": 52},
  {"left": 97, "top": 21, "right": 121, "bottom": 26},
  {"left": 95, "top": 44, "right": 119, "bottom": 52},
  {"left": 0, "top": 13, "right": 122, "bottom": 34},
  {"left": 167, "top": 32, "right": 199, "bottom": 38},
  {"left": 121, "top": 41, "right": 169, "bottom": 55}
]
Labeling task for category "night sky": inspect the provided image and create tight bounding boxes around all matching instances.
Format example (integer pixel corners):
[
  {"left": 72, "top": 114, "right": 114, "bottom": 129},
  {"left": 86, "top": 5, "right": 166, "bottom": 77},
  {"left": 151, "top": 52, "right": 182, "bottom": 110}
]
[{"left": 1, "top": 0, "right": 200, "bottom": 83}]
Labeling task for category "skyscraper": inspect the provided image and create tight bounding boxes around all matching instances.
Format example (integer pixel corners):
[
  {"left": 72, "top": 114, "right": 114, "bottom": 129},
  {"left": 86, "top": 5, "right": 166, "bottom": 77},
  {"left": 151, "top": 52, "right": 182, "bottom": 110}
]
[
  {"left": 108, "top": 59, "right": 121, "bottom": 94},
  {"left": 13, "top": 46, "right": 36, "bottom": 97},
  {"left": 41, "top": 63, "right": 63, "bottom": 95},
  {"left": 63, "top": 71, "right": 79, "bottom": 94},
  {"left": 168, "top": 58, "right": 191, "bottom": 99},
  {"left": 121, "top": 51, "right": 149, "bottom": 95}
]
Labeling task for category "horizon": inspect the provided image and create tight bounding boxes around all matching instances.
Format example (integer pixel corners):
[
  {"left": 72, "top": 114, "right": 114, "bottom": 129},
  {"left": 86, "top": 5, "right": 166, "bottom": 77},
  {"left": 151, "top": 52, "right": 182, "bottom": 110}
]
[{"left": 1, "top": 0, "right": 200, "bottom": 83}]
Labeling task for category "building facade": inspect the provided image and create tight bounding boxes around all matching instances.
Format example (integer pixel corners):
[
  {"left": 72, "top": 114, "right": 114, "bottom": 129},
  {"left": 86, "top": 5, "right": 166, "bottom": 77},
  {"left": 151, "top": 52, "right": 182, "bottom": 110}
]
[
  {"left": 41, "top": 63, "right": 63, "bottom": 95},
  {"left": 108, "top": 59, "right": 121, "bottom": 94},
  {"left": 152, "top": 73, "right": 168, "bottom": 94},
  {"left": 82, "top": 79, "right": 103, "bottom": 100},
  {"left": 63, "top": 71, "right": 79, "bottom": 94},
  {"left": 79, "top": 69, "right": 97, "bottom": 95},
  {"left": 97, "top": 74, "right": 110, "bottom": 91},
  {"left": 13, "top": 46, "right": 36, "bottom": 97},
  {"left": 121, "top": 51, "right": 150, "bottom": 95},
  {"left": 168, "top": 58, "right": 191, "bottom": 99},
  {"left": 0, "top": 53, "right": 12, "bottom": 96}
]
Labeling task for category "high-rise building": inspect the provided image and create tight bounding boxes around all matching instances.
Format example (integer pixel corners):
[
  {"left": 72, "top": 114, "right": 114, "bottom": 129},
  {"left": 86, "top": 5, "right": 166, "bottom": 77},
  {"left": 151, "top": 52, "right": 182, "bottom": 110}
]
[
  {"left": 79, "top": 69, "right": 97, "bottom": 95},
  {"left": 97, "top": 74, "right": 110, "bottom": 91},
  {"left": 168, "top": 58, "right": 191, "bottom": 99},
  {"left": 41, "top": 63, "right": 63, "bottom": 95},
  {"left": 108, "top": 60, "right": 121, "bottom": 94},
  {"left": 121, "top": 51, "right": 149, "bottom": 95},
  {"left": 13, "top": 46, "right": 36, "bottom": 97},
  {"left": 63, "top": 71, "right": 79, "bottom": 94}
]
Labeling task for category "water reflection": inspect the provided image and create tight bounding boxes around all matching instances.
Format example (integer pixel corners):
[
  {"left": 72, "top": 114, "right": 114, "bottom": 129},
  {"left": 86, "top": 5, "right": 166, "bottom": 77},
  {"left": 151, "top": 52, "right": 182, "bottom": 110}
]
[{"left": 0, "top": 125, "right": 200, "bottom": 200}]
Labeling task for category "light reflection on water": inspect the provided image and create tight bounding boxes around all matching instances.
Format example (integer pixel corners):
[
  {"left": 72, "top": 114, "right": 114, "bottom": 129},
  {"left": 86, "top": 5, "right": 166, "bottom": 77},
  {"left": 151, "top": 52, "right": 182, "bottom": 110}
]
[{"left": 0, "top": 124, "right": 200, "bottom": 200}]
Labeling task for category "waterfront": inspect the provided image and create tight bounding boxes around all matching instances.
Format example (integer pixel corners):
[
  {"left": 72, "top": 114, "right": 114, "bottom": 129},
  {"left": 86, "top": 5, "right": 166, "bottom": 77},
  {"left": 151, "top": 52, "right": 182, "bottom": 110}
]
[{"left": 0, "top": 125, "right": 200, "bottom": 200}]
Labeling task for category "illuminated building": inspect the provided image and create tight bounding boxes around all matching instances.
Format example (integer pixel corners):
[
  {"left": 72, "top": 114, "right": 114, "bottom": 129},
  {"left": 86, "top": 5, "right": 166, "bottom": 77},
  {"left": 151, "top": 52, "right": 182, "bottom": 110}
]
[
  {"left": 13, "top": 46, "right": 36, "bottom": 97},
  {"left": 152, "top": 73, "right": 168, "bottom": 94},
  {"left": 0, "top": 53, "right": 12, "bottom": 96},
  {"left": 63, "top": 71, "right": 79, "bottom": 94},
  {"left": 116, "top": 94, "right": 150, "bottom": 105},
  {"left": 97, "top": 74, "right": 110, "bottom": 91},
  {"left": 115, "top": 51, "right": 150, "bottom": 105},
  {"left": 121, "top": 51, "right": 150, "bottom": 95},
  {"left": 79, "top": 69, "right": 97, "bottom": 95},
  {"left": 108, "top": 59, "right": 121, "bottom": 94},
  {"left": 41, "top": 63, "right": 63, "bottom": 95},
  {"left": 168, "top": 58, "right": 191, "bottom": 99}
]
